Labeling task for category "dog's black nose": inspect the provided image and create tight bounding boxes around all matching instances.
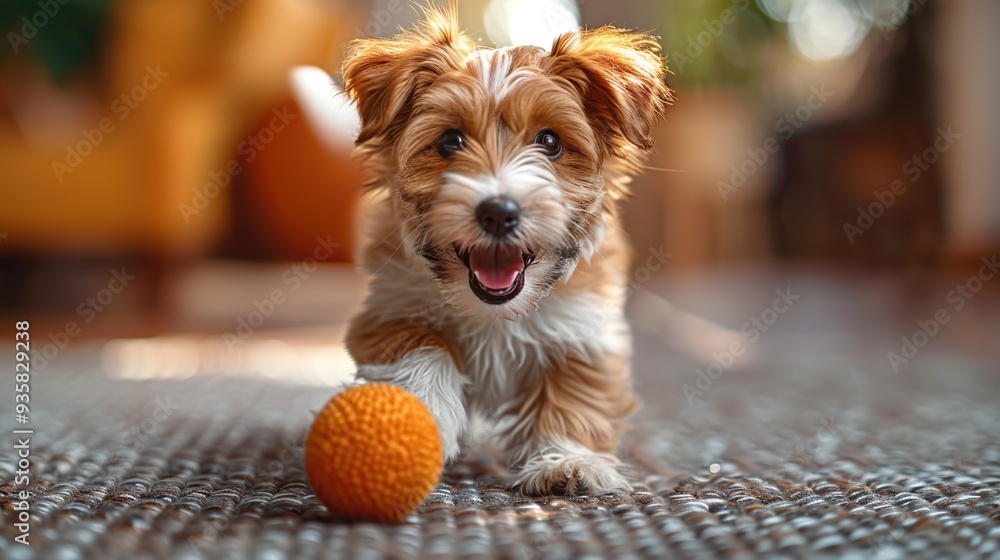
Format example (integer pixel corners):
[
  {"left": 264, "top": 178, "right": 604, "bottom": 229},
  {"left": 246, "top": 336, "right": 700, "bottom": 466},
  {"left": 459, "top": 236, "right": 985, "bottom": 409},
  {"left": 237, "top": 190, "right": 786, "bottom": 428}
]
[{"left": 476, "top": 197, "right": 521, "bottom": 237}]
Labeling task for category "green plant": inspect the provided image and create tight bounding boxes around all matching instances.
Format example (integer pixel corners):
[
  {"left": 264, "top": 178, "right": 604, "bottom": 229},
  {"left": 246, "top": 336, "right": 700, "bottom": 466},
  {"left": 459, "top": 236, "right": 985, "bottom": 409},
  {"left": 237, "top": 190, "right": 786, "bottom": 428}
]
[
  {"left": 2, "top": 0, "right": 113, "bottom": 85},
  {"left": 661, "top": 0, "right": 780, "bottom": 88}
]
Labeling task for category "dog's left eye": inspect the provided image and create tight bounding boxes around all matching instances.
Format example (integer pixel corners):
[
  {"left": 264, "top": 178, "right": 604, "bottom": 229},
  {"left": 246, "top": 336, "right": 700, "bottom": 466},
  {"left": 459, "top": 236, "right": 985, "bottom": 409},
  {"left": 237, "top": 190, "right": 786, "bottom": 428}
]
[
  {"left": 438, "top": 129, "right": 465, "bottom": 158},
  {"left": 534, "top": 130, "right": 563, "bottom": 159}
]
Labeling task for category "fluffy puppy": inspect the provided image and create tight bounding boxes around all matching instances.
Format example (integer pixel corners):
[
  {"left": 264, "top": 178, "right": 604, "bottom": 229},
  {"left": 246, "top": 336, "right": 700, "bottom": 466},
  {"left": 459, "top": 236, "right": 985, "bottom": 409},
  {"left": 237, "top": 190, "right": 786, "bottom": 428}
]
[{"left": 342, "top": 6, "right": 671, "bottom": 495}]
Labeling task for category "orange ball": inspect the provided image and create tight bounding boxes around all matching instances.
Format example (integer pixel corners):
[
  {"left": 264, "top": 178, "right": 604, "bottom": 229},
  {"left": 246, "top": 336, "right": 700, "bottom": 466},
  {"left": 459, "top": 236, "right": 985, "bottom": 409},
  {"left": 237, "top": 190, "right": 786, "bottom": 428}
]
[{"left": 305, "top": 383, "right": 443, "bottom": 523}]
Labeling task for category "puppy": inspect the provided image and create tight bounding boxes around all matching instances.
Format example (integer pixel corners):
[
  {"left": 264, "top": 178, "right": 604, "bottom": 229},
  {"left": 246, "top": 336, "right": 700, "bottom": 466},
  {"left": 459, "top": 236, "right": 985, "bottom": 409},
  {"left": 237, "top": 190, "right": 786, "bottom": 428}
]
[{"left": 341, "top": 6, "right": 672, "bottom": 495}]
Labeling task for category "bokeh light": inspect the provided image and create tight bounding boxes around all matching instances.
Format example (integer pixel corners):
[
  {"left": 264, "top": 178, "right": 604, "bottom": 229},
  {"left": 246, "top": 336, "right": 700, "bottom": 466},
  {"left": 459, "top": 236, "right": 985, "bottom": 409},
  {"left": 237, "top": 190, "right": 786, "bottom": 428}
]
[
  {"left": 863, "top": 0, "right": 916, "bottom": 30},
  {"left": 756, "top": 0, "right": 799, "bottom": 22},
  {"left": 788, "top": 0, "right": 871, "bottom": 61},
  {"left": 484, "top": 0, "right": 580, "bottom": 49}
]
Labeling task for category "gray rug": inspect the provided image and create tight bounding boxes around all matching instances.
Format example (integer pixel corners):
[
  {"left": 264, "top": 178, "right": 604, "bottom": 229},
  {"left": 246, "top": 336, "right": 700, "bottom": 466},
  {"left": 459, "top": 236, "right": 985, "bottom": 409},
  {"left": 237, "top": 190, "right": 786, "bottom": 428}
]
[{"left": 1, "top": 330, "right": 999, "bottom": 559}]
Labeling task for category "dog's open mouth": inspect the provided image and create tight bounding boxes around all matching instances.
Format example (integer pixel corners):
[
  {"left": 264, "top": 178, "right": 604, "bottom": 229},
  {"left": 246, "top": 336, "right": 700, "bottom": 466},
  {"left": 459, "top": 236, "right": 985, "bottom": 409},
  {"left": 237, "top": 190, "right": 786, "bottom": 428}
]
[{"left": 458, "top": 245, "right": 535, "bottom": 305}]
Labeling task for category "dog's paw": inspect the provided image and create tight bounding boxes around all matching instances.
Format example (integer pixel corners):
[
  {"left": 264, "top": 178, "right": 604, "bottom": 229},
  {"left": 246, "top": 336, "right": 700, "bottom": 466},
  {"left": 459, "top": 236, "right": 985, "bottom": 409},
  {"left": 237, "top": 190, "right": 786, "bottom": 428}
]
[{"left": 512, "top": 452, "right": 631, "bottom": 496}]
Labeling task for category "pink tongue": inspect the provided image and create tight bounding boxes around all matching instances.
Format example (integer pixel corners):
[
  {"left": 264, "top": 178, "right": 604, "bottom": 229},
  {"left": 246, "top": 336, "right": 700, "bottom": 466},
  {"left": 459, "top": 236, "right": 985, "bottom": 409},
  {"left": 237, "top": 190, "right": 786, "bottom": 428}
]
[{"left": 469, "top": 245, "right": 524, "bottom": 290}]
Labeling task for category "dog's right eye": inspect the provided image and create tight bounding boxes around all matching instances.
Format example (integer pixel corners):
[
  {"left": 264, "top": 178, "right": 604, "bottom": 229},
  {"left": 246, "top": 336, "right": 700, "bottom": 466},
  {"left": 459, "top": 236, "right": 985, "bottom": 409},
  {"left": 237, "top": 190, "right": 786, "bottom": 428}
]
[{"left": 438, "top": 129, "right": 465, "bottom": 158}]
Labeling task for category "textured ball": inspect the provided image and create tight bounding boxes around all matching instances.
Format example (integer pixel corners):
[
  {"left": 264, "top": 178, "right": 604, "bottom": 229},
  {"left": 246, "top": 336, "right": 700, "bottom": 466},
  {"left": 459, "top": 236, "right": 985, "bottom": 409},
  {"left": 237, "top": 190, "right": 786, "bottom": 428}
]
[{"left": 305, "top": 383, "right": 443, "bottom": 523}]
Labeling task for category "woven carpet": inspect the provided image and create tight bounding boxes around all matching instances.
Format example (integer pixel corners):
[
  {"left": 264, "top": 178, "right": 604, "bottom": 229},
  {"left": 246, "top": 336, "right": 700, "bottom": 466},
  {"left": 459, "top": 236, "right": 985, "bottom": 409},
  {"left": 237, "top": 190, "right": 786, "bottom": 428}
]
[{"left": 2, "top": 324, "right": 999, "bottom": 559}]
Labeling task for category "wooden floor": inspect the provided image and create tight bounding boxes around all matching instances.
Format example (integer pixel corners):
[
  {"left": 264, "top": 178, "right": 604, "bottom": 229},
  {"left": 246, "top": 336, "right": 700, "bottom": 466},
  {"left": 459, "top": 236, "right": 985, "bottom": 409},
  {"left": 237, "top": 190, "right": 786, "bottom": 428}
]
[{"left": 1, "top": 262, "right": 999, "bottom": 558}]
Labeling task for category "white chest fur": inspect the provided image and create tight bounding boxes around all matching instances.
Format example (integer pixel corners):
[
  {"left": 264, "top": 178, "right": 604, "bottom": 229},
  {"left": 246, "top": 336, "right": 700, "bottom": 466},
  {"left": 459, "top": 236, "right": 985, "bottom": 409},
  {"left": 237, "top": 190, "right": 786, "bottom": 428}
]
[
  {"left": 449, "top": 289, "right": 629, "bottom": 412},
  {"left": 359, "top": 248, "right": 629, "bottom": 409}
]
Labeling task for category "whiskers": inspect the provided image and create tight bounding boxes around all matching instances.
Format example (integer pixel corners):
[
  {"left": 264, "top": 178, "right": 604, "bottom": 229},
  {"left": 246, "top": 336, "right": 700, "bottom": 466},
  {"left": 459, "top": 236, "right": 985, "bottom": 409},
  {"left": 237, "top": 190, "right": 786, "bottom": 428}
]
[
  {"left": 372, "top": 220, "right": 423, "bottom": 277},
  {"left": 373, "top": 215, "right": 419, "bottom": 249},
  {"left": 641, "top": 165, "right": 689, "bottom": 174},
  {"left": 574, "top": 206, "right": 631, "bottom": 241}
]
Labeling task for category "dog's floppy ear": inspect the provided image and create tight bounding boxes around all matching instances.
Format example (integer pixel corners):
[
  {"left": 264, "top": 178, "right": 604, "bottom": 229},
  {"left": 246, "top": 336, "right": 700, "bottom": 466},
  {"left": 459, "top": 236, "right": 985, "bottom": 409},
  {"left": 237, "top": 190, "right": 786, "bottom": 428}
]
[
  {"left": 543, "top": 27, "right": 673, "bottom": 157},
  {"left": 342, "top": 5, "right": 475, "bottom": 146}
]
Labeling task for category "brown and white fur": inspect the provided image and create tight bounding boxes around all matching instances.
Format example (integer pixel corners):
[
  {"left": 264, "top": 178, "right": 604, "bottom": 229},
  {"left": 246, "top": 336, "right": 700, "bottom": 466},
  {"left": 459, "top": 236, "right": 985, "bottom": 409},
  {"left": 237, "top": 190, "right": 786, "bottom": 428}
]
[{"left": 340, "top": 6, "right": 671, "bottom": 495}]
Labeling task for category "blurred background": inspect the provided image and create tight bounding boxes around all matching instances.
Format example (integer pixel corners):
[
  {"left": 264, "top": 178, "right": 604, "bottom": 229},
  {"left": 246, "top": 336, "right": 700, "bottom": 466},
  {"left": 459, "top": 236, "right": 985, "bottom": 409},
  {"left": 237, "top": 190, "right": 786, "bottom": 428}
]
[{"left": 1, "top": 0, "right": 998, "bottom": 384}]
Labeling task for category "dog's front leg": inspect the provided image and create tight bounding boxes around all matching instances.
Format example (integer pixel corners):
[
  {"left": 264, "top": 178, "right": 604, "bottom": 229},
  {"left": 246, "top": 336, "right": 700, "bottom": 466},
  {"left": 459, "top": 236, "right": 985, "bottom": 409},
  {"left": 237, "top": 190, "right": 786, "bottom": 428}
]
[
  {"left": 346, "top": 312, "right": 468, "bottom": 463},
  {"left": 503, "top": 352, "right": 638, "bottom": 496}
]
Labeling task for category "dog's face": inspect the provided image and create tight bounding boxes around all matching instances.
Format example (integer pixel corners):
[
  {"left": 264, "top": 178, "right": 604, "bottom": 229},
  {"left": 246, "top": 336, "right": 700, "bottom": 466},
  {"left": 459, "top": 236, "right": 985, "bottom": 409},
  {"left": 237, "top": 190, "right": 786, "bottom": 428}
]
[{"left": 343, "top": 8, "right": 671, "bottom": 319}]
